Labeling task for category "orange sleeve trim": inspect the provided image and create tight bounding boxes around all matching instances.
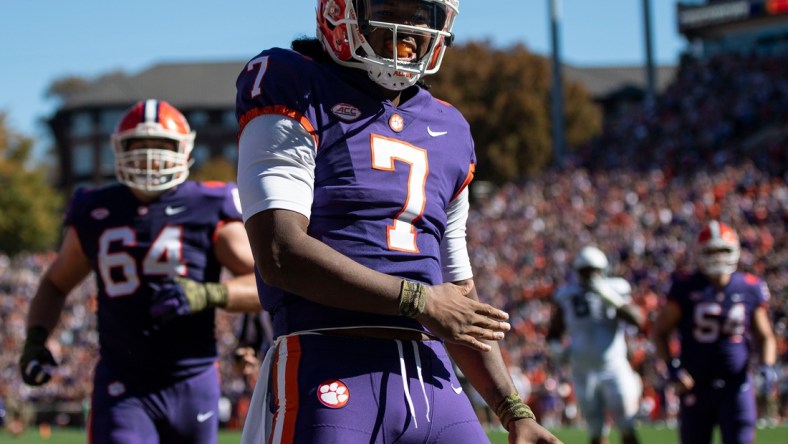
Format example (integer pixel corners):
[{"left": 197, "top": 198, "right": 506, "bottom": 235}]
[
  {"left": 238, "top": 105, "right": 319, "bottom": 148},
  {"left": 212, "top": 220, "right": 227, "bottom": 244},
  {"left": 201, "top": 180, "right": 226, "bottom": 188},
  {"left": 451, "top": 163, "right": 475, "bottom": 201}
]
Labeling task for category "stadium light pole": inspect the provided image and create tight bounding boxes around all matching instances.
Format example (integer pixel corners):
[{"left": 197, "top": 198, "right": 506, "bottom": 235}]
[
  {"left": 642, "top": 0, "right": 657, "bottom": 107},
  {"left": 548, "top": 0, "right": 566, "bottom": 168}
]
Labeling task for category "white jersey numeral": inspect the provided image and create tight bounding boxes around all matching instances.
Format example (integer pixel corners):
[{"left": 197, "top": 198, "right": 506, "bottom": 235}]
[
  {"left": 143, "top": 226, "right": 186, "bottom": 278},
  {"left": 370, "top": 135, "right": 428, "bottom": 253},
  {"left": 247, "top": 56, "right": 269, "bottom": 98},
  {"left": 692, "top": 301, "right": 746, "bottom": 343},
  {"left": 98, "top": 226, "right": 186, "bottom": 297}
]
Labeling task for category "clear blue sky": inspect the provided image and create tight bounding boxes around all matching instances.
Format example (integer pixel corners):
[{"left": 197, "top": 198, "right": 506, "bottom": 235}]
[{"left": 2, "top": 0, "right": 686, "bottom": 162}]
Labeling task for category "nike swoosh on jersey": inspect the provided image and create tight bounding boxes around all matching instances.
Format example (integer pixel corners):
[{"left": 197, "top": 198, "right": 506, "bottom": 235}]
[
  {"left": 165, "top": 206, "right": 187, "bottom": 216},
  {"left": 197, "top": 411, "right": 214, "bottom": 423},
  {"left": 451, "top": 384, "right": 463, "bottom": 394},
  {"left": 427, "top": 127, "right": 448, "bottom": 137}
]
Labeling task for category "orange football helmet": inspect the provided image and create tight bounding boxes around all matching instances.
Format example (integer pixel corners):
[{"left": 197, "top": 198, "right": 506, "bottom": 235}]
[
  {"left": 317, "top": 0, "right": 458, "bottom": 90},
  {"left": 697, "top": 220, "right": 740, "bottom": 278},
  {"left": 111, "top": 99, "right": 195, "bottom": 194}
]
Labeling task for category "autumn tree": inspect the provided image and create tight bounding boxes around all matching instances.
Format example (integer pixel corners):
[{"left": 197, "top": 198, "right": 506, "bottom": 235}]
[
  {"left": 190, "top": 156, "right": 237, "bottom": 183},
  {"left": 0, "top": 113, "right": 63, "bottom": 256},
  {"left": 429, "top": 41, "right": 601, "bottom": 182}
]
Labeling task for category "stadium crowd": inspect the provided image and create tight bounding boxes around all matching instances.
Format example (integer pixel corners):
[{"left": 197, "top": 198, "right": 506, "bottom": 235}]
[{"left": 0, "top": 51, "right": 786, "bottom": 432}]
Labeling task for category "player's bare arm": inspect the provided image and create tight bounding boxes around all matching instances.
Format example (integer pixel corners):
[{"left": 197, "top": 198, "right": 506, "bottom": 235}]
[
  {"left": 652, "top": 300, "right": 694, "bottom": 391},
  {"left": 616, "top": 304, "right": 646, "bottom": 333},
  {"left": 27, "top": 226, "right": 92, "bottom": 332},
  {"left": 213, "top": 219, "right": 260, "bottom": 312},
  {"left": 751, "top": 306, "right": 777, "bottom": 366},
  {"left": 21, "top": 226, "right": 92, "bottom": 386},
  {"left": 245, "top": 209, "right": 509, "bottom": 352},
  {"left": 546, "top": 305, "right": 566, "bottom": 342},
  {"left": 446, "top": 282, "right": 561, "bottom": 444}
]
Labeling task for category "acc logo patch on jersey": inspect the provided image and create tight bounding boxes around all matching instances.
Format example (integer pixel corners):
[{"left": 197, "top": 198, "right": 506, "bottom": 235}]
[
  {"left": 91, "top": 208, "right": 110, "bottom": 220},
  {"left": 317, "top": 379, "right": 349, "bottom": 408},
  {"left": 331, "top": 103, "right": 362, "bottom": 122},
  {"left": 108, "top": 381, "right": 126, "bottom": 397}
]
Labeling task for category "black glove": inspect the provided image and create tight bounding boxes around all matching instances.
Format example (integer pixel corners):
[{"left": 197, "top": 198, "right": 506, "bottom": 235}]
[
  {"left": 149, "top": 277, "right": 229, "bottom": 322},
  {"left": 19, "top": 326, "right": 57, "bottom": 386}
]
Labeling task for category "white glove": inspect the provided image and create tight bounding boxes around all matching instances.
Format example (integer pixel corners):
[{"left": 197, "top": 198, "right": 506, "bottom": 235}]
[{"left": 589, "top": 276, "right": 626, "bottom": 309}]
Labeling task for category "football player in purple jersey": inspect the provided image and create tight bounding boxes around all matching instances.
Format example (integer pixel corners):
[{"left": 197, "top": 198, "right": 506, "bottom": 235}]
[
  {"left": 235, "top": 1, "right": 560, "bottom": 443},
  {"left": 651, "top": 220, "right": 777, "bottom": 444},
  {"left": 19, "top": 99, "right": 261, "bottom": 443}
]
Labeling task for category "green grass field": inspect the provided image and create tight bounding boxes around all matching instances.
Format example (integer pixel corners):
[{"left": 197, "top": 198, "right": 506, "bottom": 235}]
[{"left": 1, "top": 424, "right": 785, "bottom": 444}]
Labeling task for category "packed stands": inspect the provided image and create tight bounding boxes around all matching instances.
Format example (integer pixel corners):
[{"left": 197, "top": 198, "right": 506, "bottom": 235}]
[{"left": 1, "top": 51, "right": 785, "bottom": 430}]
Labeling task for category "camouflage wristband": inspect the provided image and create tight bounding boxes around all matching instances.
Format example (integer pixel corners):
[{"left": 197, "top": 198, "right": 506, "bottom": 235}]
[
  {"left": 398, "top": 280, "right": 427, "bottom": 317},
  {"left": 175, "top": 277, "right": 229, "bottom": 311},
  {"left": 495, "top": 393, "right": 536, "bottom": 430},
  {"left": 203, "top": 281, "right": 229, "bottom": 308}
]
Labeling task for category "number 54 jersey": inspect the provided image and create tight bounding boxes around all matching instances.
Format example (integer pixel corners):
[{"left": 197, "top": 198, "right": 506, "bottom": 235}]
[
  {"left": 667, "top": 271, "right": 771, "bottom": 383},
  {"left": 236, "top": 48, "right": 476, "bottom": 335},
  {"left": 65, "top": 181, "right": 242, "bottom": 382}
]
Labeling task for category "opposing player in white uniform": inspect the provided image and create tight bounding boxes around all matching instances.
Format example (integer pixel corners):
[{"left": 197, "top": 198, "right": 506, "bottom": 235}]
[{"left": 547, "top": 246, "right": 645, "bottom": 444}]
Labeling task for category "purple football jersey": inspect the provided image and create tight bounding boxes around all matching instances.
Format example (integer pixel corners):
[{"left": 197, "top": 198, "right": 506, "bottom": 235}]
[
  {"left": 65, "top": 181, "right": 242, "bottom": 382},
  {"left": 667, "top": 271, "right": 770, "bottom": 382},
  {"left": 236, "top": 48, "right": 476, "bottom": 337}
]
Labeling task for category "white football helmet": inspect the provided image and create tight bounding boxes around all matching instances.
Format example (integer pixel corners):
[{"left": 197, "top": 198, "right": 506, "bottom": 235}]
[
  {"left": 572, "top": 246, "right": 609, "bottom": 271},
  {"left": 317, "top": 0, "right": 459, "bottom": 90},
  {"left": 697, "top": 221, "right": 740, "bottom": 278},
  {"left": 111, "top": 99, "right": 195, "bottom": 194}
]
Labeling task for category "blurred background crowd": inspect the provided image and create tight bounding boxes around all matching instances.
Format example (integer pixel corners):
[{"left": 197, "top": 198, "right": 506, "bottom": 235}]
[{"left": 0, "top": 50, "right": 786, "bottom": 432}]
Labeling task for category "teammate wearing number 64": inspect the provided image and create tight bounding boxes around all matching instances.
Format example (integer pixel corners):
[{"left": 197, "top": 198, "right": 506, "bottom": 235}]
[
  {"left": 652, "top": 221, "right": 777, "bottom": 444},
  {"left": 19, "top": 99, "right": 261, "bottom": 443}
]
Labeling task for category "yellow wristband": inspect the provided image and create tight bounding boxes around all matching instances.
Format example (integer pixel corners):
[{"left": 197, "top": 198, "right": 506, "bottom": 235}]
[
  {"left": 495, "top": 393, "right": 536, "bottom": 430},
  {"left": 398, "top": 280, "right": 427, "bottom": 317}
]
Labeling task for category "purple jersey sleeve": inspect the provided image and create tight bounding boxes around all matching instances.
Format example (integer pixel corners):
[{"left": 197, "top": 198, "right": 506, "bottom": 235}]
[
  {"left": 236, "top": 48, "right": 320, "bottom": 138},
  {"left": 202, "top": 181, "right": 243, "bottom": 223}
]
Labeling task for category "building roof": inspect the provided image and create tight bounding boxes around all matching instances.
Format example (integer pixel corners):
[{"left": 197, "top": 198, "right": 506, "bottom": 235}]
[
  {"left": 563, "top": 64, "right": 677, "bottom": 98},
  {"left": 60, "top": 60, "right": 246, "bottom": 110},
  {"left": 60, "top": 59, "right": 677, "bottom": 110}
]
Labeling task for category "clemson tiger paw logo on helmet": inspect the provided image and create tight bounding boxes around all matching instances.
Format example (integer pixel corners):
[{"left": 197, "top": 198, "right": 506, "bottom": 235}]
[{"left": 317, "top": 379, "right": 349, "bottom": 408}]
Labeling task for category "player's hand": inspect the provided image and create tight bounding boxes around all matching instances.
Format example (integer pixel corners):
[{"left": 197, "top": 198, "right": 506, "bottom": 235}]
[
  {"left": 759, "top": 364, "right": 778, "bottom": 396},
  {"left": 588, "top": 276, "right": 625, "bottom": 309},
  {"left": 416, "top": 281, "right": 510, "bottom": 352},
  {"left": 149, "top": 277, "right": 229, "bottom": 321},
  {"left": 19, "top": 326, "right": 58, "bottom": 386},
  {"left": 508, "top": 418, "right": 563, "bottom": 444},
  {"left": 666, "top": 359, "right": 694, "bottom": 393},
  {"left": 233, "top": 346, "right": 260, "bottom": 377}
]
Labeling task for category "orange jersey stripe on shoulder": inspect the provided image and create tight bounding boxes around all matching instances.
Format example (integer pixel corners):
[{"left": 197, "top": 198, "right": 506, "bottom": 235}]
[
  {"left": 201, "top": 180, "right": 226, "bottom": 188},
  {"left": 452, "top": 163, "right": 475, "bottom": 201},
  {"left": 238, "top": 105, "right": 319, "bottom": 148}
]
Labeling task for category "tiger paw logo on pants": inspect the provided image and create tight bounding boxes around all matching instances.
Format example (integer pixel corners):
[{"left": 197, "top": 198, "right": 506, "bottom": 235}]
[{"left": 317, "top": 379, "right": 349, "bottom": 408}]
